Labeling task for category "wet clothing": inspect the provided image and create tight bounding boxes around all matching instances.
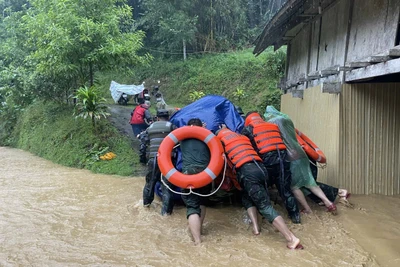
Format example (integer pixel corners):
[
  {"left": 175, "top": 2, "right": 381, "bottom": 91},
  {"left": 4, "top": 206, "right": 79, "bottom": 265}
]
[
  {"left": 216, "top": 128, "right": 280, "bottom": 223},
  {"left": 146, "top": 121, "right": 175, "bottom": 159},
  {"left": 180, "top": 139, "right": 211, "bottom": 218},
  {"left": 263, "top": 106, "right": 318, "bottom": 189},
  {"left": 244, "top": 116, "right": 286, "bottom": 154},
  {"left": 261, "top": 150, "right": 300, "bottom": 223},
  {"left": 181, "top": 139, "right": 210, "bottom": 172},
  {"left": 306, "top": 159, "right": 339, "bottom": 203},
  {"left": 237, "top": 163, "right": 279, "bottom": 223},
  {"left": 138, "top": 131, "right": 149, "bottom": 164},
  {"left": 130, "top": 104, "right": 152, "bottom": 136},
  {"left": 143, "top": 158, "right": 175, "bottom": 215},
  {"left": 216, "top": 128, "right": 261, "bottom": 169},
  {"left": 242, "top": 117, "right": 300, "bottom": 224},
  {"left": 142, "top": 120, "right": 176, "bottom": 215}
]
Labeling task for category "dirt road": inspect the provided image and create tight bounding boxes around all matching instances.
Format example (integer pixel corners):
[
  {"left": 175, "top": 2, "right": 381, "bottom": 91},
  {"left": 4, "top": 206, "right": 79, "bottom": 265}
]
[{"left": 107, "top": 103, "right": 137, "bottom": 142}]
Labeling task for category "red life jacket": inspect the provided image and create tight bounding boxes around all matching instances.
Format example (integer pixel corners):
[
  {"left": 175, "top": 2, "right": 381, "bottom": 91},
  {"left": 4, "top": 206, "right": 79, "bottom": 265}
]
[
  {"left": 217, "top": 128, "right": 261, "bottom": 169},
  {"left": 214, "top": 163, "right": 242, "bottom": 191},
  {"left": 130, "top": 105, "right": 147, "bottom": 124},
  {"left": 245, "top": 113, "right": 286, "bottom": 154}
]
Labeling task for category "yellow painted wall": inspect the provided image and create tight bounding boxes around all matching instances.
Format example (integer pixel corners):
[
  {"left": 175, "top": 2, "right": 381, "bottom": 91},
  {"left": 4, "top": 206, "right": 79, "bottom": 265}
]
[
  {"left": 281, "top": 83, "right": 400, "bottom": 195},
  {"left": 281, "top": 86, "right": 341, "bottom": 187}
]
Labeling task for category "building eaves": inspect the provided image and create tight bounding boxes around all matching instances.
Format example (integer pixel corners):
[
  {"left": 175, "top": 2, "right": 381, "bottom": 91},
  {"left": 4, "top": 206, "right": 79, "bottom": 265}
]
[
  {"left": 253, "top": 0, "right": 305, "bottom": 56},
  {"left": 253, "top": 0, "right": 338, "bottom": 56}
]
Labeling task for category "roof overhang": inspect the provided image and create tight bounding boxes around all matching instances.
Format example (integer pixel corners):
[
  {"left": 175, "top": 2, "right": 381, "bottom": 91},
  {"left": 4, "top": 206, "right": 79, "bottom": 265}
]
[{"left": 253, "top": 0, "right": 338, "bottom": 56}]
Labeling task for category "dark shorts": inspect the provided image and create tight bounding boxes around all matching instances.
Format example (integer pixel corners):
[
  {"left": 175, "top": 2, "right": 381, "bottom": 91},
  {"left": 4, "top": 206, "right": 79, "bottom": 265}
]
[{"left": 181, "top": 166, "right": 211, "bottom": 218}]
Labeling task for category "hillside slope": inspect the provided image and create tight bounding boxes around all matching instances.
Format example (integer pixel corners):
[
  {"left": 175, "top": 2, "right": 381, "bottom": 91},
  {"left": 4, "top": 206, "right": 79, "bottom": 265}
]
[{"left": 98, "top": 47, "right": 286, "bottom": 114}]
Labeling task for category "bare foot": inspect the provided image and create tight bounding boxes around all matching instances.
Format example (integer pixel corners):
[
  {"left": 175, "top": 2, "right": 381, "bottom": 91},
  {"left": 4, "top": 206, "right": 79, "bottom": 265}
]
[
  {"left": 301, "top": 209, "right": 313, "bottom": 214},
  {"left": 252, "top": 224, "right": 260, "bottom": 236},
  {"left": 193, "top": 238, "right": 202, "bottom": 246},
  {"left": 287, "top": 237, "right": 303, "bottom": 250},
  {"left": 338, "top": 189, "right": 349, "bottom": 200}
]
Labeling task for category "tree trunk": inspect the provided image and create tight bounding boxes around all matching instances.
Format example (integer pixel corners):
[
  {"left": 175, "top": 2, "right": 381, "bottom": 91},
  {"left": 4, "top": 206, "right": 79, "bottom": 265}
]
[
  {"left": 183, "top": 39, "right": 187, "bottom": 61},
  {"left": 89, "top": 62, "right": 94, "bottom": 87},
  {"left": 92, "top": 116, "right": 96, "bottom": 132},
  {"left": 209, "top": 0, "right": 214, "bottom": 51}
]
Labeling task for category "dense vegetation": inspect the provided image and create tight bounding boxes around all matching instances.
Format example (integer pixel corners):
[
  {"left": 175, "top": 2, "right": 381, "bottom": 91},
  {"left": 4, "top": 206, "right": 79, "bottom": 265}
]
[
  {"left": 135, "top": 0, "right": 283, "bottom": 58},
  {"left": 13, "top": 101, "right": 138, "bottom": 176},
  {"left": 98, "top": 47, "right": 285, "bottom": 113},
  {"left": 0, "top": 0, "right": 285, "bottom": 176}
]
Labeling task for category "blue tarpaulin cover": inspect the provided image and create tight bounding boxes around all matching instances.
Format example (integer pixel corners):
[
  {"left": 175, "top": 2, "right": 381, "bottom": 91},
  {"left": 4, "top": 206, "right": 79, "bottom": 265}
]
[
  {"left": 170, "top": 95, "right": 244, "bottom": 133},
  {"left": 169, "top": 95, "right": 244, "bottom": 172}
]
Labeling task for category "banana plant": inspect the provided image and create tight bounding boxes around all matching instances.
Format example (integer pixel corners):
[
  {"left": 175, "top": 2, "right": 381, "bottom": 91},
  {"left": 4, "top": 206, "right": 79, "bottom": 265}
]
[{"left": 73, "top": 86, "right": 110, "bottom": 130}]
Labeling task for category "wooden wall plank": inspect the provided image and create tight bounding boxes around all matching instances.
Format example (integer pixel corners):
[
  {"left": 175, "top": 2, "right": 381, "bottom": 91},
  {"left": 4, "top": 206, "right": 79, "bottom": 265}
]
[
  {"left": 347, "top": 0, "right": 400, "bottom": 62},
  {"left": 346, "top": 57, "right": 400, "bottom": 82},
  {"left": 309, "top": 19, "right": 321, "bottom": 72},
  {"left": 317, "top": 0, "right": 350, "bottom": 70},
  {"left": 287, "top": 26, "right": 310, "bottom": 81}
]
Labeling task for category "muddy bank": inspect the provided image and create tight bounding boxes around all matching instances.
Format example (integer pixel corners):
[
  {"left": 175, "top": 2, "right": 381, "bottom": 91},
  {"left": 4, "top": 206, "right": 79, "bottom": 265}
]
[
  {"left": 107, "top": 104, "right": 137, "bottom": 141},
  {"left": 2, "top": 147, "right": 400, "bottom": 266}
]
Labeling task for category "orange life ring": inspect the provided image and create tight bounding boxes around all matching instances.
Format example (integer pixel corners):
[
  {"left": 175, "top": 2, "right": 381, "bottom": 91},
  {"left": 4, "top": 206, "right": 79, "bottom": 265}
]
[
  {"left": 157, "top": 126, "right": 225, "bottom": 189},
  {"left": 295, "top": 129, "right": 327, "bottom": 163}
]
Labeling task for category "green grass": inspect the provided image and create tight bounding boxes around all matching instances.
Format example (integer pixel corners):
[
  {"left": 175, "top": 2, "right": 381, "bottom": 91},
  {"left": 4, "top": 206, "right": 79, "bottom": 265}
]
[
  {"left": 4, "top": 47, "right": 286, "bottom": 176},
  {"left": 97, "top": 47, "right": 286, "bottom": 113},
  {"left": 13, "top": 100, "right": 140, "bottom": 176}
]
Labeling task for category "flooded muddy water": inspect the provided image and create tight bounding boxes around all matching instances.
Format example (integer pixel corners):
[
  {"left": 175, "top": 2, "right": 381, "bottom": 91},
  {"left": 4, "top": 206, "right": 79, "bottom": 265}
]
[{"left": 1, "top": 146, "right": 399, "bottom": 266}]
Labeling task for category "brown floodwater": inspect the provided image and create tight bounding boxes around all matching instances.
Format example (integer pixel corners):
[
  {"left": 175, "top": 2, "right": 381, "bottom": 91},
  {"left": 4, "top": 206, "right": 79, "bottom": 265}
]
[{"left": 1, "top": 146, "right": 399, "bottom": 266}]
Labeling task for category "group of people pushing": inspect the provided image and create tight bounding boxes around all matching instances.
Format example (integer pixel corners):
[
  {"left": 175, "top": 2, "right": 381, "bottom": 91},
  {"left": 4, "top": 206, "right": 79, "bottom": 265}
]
[{"left": 132, "top": 105, "right": 351, "bottom": 249}]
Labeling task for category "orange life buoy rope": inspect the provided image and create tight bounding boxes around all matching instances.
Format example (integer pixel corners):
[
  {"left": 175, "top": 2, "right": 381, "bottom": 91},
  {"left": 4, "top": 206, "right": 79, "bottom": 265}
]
[
  {"left": 296, "top": 129, "right": 327, "bottom": 164},
  {"left": 157, "top": 126, "right": 225, "bottom": 189}
]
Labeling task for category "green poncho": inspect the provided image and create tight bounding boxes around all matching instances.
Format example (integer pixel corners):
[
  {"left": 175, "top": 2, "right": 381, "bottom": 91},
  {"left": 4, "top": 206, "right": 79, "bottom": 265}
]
[{"left": 264, "top": 106, "right": 317, "bottom": 189}]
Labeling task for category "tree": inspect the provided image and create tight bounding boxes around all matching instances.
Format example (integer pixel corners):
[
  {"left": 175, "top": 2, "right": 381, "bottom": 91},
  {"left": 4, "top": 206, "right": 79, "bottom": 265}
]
[
  {"left": 139, "top": 0, "right": 197, "bottom": 60},
  {"left": 20, "top": 0, "right": 151, "bottom": 100},
  {"left": 138, "top": 0, "right": 252, "bottom": 56}
]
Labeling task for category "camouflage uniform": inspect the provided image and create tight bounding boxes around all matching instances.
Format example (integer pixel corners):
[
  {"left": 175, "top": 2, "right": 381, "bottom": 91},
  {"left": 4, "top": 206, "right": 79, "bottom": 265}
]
[
  {"left": 260, "top": 150, "right": 300, "bottom": 223},
  {"left": 143, "top": 157, "right": 175, "bottom": 215},
  {"left": 242, "top": 126, "right": 301, "bottom": 224},
  {"left": 142, "top": 119, "right": 176, "bottom": 215},
  {"left": 236, "top": 162, "right": 279, "bottom": 223}
]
